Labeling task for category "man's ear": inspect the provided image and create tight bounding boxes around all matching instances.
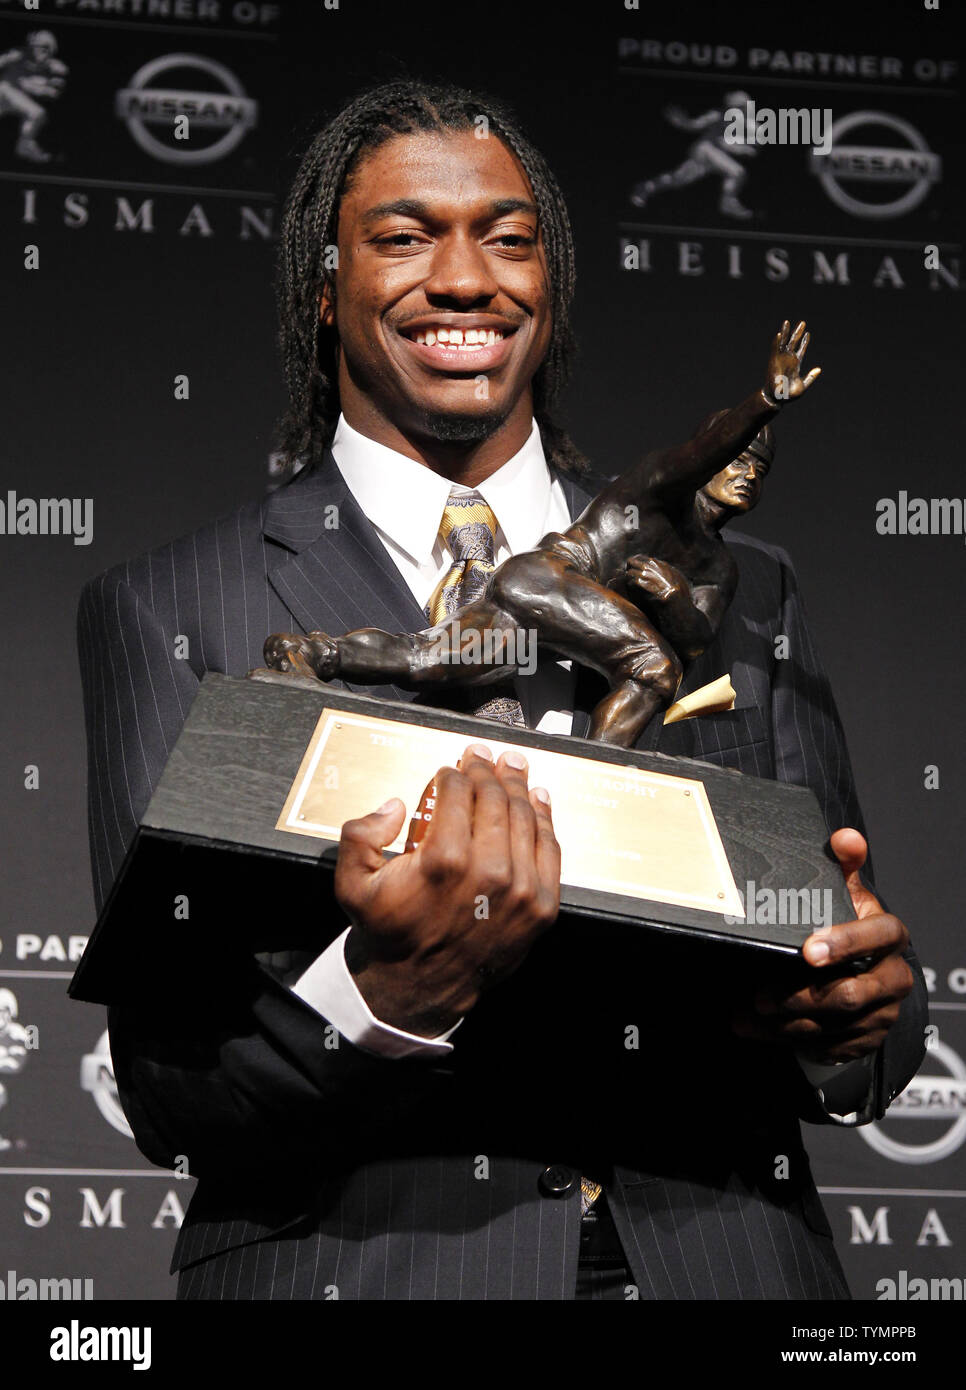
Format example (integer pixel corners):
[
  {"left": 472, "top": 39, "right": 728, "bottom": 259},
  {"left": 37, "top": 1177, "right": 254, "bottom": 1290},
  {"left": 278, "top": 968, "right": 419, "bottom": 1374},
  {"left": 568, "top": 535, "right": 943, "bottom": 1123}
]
[{"left": 318, "top": 281, "right": 336, "bottom": 329}]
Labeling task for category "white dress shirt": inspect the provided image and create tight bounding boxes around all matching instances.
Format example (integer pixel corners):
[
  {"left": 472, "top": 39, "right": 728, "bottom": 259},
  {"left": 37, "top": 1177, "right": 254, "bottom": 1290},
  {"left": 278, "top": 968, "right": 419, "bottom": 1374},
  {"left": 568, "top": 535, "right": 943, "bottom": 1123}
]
[{"left": 292, "top": 414, "right": 573, "bottom": 1056}]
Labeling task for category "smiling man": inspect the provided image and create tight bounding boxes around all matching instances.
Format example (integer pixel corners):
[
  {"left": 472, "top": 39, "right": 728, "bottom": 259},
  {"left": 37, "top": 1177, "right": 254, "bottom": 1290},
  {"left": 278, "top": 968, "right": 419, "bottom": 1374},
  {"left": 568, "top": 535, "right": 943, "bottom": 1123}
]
[{"left": 78, "top": 80, "right": 927, "bottom": 1302}]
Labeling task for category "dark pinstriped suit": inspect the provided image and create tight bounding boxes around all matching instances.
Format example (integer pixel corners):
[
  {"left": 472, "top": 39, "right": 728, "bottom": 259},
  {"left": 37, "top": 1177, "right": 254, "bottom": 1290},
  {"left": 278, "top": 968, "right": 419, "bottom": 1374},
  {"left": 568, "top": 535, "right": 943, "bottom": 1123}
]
[{"left": 77, "top": 449, "right": 927, "bottom": 1300}]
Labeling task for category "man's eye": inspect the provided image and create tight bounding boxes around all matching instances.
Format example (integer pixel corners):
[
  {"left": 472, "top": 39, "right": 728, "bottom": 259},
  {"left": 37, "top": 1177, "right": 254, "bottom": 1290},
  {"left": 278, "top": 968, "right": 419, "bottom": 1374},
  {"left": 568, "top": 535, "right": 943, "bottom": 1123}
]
[
  {"left": 376, "top": 232, "right": 425, "bottom": 248},
  {"left": 491, "top": 234, "right": 535, "bottom": 249}
]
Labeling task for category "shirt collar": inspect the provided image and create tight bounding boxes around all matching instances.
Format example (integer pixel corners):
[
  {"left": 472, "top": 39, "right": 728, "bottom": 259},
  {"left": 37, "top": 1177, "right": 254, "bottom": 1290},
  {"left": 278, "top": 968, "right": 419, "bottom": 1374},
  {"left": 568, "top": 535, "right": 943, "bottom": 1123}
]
[{"left": 330, "top": 414, "right": 552, "bottom": 565}]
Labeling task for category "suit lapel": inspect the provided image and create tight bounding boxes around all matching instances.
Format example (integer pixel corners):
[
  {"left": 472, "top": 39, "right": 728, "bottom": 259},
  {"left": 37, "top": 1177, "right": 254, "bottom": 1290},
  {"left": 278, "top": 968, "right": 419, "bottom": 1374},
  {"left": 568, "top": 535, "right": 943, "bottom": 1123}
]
[{"left": 263, "top": 451, "right": 429, "bottom": 704}]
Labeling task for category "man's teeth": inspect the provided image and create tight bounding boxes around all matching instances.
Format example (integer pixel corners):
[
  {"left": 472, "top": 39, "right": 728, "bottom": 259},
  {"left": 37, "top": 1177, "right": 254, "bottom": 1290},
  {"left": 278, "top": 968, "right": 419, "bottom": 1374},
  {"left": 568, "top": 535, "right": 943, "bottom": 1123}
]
[{"left": 410, "top": 328, "right": 504, "bottom": 348}]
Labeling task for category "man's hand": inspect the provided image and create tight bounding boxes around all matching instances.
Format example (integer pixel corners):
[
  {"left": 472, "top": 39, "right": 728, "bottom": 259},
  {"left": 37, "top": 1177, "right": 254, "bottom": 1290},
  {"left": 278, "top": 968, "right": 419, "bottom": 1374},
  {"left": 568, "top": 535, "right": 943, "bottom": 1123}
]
[
  {"left": 732, "top": 828, "right": 914, "bottom": 1064},
  {"left": 764, "top": 318, "right": 821, "bottom": 405},
  {"left": 334, "top": 744, "right": 561, "bottom": 1037}
]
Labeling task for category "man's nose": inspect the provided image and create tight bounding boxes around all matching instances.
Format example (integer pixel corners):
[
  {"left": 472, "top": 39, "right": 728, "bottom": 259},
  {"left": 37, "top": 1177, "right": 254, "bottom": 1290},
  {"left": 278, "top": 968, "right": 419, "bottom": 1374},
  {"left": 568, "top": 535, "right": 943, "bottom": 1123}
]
[{"left": 423, "top": 233, "right": 500, "bottom": 305}]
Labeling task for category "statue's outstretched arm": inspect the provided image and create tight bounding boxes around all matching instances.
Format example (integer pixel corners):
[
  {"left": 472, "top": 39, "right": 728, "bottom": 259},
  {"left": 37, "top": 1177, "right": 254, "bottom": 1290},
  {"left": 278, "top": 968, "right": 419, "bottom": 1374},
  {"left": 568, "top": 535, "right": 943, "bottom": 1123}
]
[{"left": 634, "top": 319, "right": 820, "bottom": 506}]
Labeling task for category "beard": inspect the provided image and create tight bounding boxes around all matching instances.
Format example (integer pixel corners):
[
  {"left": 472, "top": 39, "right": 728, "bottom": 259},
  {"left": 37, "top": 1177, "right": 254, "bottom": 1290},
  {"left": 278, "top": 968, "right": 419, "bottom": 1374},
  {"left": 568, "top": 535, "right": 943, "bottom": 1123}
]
[{"left": 416, "top": 402, "right": 511, "bottom": 445}]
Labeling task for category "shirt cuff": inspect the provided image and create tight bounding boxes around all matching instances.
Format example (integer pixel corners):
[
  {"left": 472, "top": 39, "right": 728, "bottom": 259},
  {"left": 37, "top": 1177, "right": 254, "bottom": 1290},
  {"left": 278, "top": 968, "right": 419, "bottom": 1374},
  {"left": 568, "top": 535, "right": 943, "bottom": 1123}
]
[
  {"left": 796, "top": 1051, "right": 874, "bottom": 1125},
  {"left": 291, "top": 927, "right": 462, "bottom": 1059}
]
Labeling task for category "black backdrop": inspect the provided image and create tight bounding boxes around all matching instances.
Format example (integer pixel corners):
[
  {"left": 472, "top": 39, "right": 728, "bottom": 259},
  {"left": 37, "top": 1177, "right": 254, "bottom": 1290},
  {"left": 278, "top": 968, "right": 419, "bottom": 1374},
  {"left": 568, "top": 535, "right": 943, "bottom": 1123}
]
[{"left": 0, "top": 0, "right": 963, "bottom": 1301}]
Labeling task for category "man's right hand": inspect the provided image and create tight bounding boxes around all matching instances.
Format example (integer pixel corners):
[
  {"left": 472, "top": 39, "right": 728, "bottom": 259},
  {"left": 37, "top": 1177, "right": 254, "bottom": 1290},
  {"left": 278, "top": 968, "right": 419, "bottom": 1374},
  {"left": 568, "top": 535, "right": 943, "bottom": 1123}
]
[{"left": 334, "top": 744, "right": 561, "bottom": 1038}]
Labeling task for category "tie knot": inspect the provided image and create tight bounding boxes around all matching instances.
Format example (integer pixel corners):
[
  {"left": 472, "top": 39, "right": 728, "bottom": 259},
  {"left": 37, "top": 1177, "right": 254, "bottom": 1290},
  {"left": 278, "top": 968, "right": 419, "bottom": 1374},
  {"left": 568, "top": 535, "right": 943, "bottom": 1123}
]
[{"left": 438, "top": 491, "right": 499, "bottom": 564}]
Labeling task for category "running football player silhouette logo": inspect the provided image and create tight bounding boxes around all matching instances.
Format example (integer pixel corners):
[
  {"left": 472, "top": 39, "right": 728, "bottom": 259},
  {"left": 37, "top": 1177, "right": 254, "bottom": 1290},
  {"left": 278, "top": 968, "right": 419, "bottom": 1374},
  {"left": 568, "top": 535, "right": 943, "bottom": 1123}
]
[{"left": 0, "top": 30, "right": 68, "bottom": 165}]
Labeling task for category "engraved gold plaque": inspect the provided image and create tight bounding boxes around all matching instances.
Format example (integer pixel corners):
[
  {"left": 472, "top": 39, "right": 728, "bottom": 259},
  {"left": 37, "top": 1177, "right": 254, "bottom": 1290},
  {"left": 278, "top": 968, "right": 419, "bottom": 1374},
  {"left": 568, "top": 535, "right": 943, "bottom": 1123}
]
[{"left": 276, "top": 708, "right": 743, "bottom": 917}]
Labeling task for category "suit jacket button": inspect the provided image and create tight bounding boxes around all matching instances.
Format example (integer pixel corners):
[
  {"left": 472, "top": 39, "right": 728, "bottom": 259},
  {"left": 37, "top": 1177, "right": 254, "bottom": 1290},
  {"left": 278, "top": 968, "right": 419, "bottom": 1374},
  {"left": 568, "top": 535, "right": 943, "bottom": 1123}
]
[{"left": 539, "top": 1164, "right": 578, "bottom": 1198}]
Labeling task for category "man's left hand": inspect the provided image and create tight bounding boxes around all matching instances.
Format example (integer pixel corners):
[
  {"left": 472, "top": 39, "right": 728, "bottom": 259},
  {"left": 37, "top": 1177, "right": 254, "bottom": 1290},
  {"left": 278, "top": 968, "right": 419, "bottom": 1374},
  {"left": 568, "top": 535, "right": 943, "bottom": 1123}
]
[{"left": 731, "top": 828, "right": 914, "bottom": 1064}]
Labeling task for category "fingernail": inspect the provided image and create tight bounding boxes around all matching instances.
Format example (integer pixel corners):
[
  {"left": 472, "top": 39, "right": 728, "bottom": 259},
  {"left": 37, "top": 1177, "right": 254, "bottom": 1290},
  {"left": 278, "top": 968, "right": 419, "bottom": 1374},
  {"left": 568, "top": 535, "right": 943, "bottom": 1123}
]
[
  {"left": 503, "top": 752, "right": 527, "bottom": 770},
  {"left": 806, "top": 940, "right": 830, "bottom": 965},
  {"left": 465, "top": 743, "right": 493, "bottom": 761},
  {"left": 532, "top": 786, "right": 550, "bottom": 804},
  {"left": 377, "top": 798, "right": 402, "bottom": 814}
]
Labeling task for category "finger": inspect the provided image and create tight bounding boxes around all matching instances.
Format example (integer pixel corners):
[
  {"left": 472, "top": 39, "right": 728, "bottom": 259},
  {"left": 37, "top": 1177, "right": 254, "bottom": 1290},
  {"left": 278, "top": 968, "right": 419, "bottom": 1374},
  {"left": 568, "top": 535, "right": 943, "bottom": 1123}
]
[
  {"left": 813, "top": 957, "right": 913, "bottom": 1019},
  {"left": 335, "top": 799, "right": 408, "bottom": 906},
  {"left": 464, "top": 751, "right": 514, "bottom": 886},
  {"left": 760, "top": 952, "right": 912, "bottom": 1019},
  {"left": 788, "top": 319, "right": 805, "bottom": 349},
  {"left": 797, "top": 330, "right": 810, "bottom": 360},
  {"left": 768, "top": 1000, "right": 902, "bottom": 1056},
  {"left": 736, "top": 1010, "right": 891, "bottom": 1058},
  {"left": 803, "top": 367, "right": 821, "bottom": 388},
  {"left": 418, "top": 764, "right": 474, "bottom": 882},
  {"left": 530, "top": 787, "right": 562, "bottom": 919},
  {"left": 458, "top": 742, "right": 497, "bottom": 771},
  {"left": 829, "top": 826, "right": 881, "bottom": 919},
  {"left": 802, "top": 913, "right": 908, "bottom": 969},
  {"left": 498, "top": 757, "right": 541, "bottom": 906}
]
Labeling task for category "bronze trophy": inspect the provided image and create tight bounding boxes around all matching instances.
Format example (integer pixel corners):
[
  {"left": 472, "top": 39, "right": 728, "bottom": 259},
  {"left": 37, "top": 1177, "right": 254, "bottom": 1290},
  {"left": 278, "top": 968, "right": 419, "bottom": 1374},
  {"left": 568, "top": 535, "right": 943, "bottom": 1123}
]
[{"left": 262, "top": 319, "right": 816, "bottom": 746}]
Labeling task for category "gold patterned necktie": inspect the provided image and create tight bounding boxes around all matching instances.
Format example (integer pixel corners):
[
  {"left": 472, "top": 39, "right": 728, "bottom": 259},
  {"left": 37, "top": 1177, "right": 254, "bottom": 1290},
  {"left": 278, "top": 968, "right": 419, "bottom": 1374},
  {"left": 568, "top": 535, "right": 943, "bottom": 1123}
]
[{"left": 424, "top": 491, "right": 525, "bottom": 727}]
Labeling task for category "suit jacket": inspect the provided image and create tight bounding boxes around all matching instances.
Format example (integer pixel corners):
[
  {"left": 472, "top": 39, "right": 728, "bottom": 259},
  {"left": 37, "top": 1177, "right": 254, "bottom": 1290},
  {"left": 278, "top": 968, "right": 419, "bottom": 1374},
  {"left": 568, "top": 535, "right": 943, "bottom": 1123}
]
[{"left": 77, "top": 450, "right": 928, "bottom": 1300}]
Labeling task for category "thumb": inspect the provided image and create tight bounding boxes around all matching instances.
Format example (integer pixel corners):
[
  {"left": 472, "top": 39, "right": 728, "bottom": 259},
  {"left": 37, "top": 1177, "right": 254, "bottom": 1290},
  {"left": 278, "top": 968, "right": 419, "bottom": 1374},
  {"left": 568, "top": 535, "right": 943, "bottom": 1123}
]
[
  {"left": 829, "top": 826, "right": 881, "bottom": 919},
  {"left": 334, "top": 798, "right": 407, "bottom": 895}
]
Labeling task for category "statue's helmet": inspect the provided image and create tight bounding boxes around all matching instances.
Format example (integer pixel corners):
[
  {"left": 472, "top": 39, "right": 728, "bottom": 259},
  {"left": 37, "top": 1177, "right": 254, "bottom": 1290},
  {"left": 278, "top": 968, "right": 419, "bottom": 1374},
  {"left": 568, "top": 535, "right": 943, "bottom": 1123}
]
[
  {"left": 0, "top": 989, "right": 17, "bottom": 1018},
  {"left": 747, "top": 422, "right": 775, "bottom": 465}
]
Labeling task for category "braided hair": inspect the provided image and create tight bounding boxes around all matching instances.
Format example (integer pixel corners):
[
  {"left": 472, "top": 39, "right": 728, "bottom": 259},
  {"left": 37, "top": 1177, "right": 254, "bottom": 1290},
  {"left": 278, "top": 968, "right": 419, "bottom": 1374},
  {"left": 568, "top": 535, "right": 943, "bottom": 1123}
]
[{"left": 275, "top": 79, "right": 589, "bottom": 479}]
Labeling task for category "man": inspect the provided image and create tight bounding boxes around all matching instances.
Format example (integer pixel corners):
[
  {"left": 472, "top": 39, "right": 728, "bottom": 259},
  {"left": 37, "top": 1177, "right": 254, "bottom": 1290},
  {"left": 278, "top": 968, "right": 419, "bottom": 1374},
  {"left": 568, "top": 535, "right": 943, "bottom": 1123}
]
[{"left": 77, "top": 80, "right": 926, "bottom": 1300}]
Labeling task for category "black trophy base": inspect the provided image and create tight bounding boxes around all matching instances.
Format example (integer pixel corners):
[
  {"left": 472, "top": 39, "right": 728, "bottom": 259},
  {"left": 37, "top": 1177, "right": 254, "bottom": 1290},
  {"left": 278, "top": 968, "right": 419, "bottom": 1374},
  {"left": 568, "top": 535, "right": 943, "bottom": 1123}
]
[{"left": 69, "top": 672, "right": 853, "bottom": 1005}]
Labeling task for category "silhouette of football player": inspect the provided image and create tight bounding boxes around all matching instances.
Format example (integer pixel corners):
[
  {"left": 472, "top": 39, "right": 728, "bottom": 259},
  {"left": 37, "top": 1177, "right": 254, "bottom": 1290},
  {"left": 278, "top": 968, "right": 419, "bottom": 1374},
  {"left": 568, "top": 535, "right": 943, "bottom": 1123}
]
[
  {"left": 631, "top": 92, "right": 759, "bottom": 220},
  {"left": 0, "top": 989, "right": 30, "bottom": 1151},
  {"left": 0, "top": 30, "right": 67, "bottom": 164}
]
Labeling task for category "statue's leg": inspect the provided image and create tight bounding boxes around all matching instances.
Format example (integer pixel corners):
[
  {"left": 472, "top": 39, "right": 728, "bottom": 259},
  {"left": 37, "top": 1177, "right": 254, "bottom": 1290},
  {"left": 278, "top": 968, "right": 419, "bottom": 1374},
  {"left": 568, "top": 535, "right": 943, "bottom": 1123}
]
[
  {"left": 490, "top": 554, "right": 683, "bottom": 747},
  {"left": 264, "top": 600, "right": 522, "bottom": 689},
  {"left": 586, "top": 661, "right": 681, "bottom": 748},
  {"left": 409, "top": 601, "right": 524, "bottom": 689},
  {"left": 331, "top": 606, "right": 524, "bottom": 686},
  {"left": 264, "top": 627, "right": 428, "bottom": 683}
]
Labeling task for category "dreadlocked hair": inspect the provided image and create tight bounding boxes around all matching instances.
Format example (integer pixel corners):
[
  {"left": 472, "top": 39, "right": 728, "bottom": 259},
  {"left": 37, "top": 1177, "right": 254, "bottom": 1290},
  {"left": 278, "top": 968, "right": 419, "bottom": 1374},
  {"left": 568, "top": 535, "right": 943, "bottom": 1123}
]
[{"left": 275, "top": 79, "right": 589, "bottom": 479}]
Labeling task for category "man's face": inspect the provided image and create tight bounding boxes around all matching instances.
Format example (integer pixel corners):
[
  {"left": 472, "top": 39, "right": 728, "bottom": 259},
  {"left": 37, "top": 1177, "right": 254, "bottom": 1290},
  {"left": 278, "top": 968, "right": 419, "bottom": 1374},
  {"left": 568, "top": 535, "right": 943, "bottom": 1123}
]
[
  {"left": 703, "top": 450, "right": 769, "bottom": 512},
  {"left": 324, "top": 128, "right": 553, "bottom": 446}
]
